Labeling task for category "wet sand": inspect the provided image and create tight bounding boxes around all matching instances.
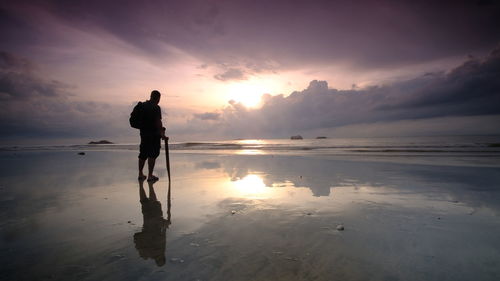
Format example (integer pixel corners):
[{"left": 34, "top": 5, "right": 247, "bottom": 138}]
[{"left": 1, "top": 150, "right": 500, "bottom": 281}]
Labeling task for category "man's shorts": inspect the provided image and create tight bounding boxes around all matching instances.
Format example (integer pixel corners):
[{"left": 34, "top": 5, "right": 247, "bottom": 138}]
[{"left": 139, "top": 134, "right": 161, "bottom": 159}]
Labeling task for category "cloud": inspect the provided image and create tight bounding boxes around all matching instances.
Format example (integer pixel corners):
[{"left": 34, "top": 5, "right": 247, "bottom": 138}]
[
  {"left": 1, "top": 46, "right": 499, "bottom": 142},
  {"left": 183, "top": 47, "right": 500, "bottom": 138},
  {"left": 214, "top": 68, "right": 246, "bottom": 81},
  {"left": 193, "top": 112, "right": 221, "bottom": 120}
]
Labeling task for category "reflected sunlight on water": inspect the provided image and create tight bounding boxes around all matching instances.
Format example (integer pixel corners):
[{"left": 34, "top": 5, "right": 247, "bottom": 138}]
[
  {"left": 235, "top": 149, "right": 266, "bottom": 155},
  {"left": 232, "top": 174, "right": 270, "bottom": 197}
]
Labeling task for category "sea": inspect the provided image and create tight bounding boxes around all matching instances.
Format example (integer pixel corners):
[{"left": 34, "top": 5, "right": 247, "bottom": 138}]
[{"left": 2, "top": 136, "right": 500, "bottom": 156}]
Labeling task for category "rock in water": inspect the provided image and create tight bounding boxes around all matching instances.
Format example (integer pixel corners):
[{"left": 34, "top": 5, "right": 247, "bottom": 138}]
[
  {"left": 290, "top": 135, "right": 303, "bottom": 140},
  {"left": 336, "top": 224, "right": 345, "bottom": 231},
  {"left": 78, "top": 152, "right": 85, "bottom": 155},
  {"left": 88, "top": 140, "right": 114, "bottom": 144}
]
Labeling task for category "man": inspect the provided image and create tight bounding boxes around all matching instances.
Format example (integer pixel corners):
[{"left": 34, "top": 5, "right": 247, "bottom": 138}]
[{"left": 138, "top": 90, "right": 167, "bottom": 182}]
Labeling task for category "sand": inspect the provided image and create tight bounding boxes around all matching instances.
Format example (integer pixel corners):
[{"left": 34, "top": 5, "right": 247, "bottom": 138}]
[{"left": 0, "top": 150, "right": 500, "bottom": 281}]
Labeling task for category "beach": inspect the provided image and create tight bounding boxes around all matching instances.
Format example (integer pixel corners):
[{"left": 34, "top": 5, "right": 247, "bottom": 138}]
[{"left": 1, "top": 138, "right": 500, "bottom": 281}]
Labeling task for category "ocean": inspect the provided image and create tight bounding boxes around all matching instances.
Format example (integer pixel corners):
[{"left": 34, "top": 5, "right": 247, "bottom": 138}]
[{"left": 2, "top": 136, "right": 500, "bottom": 155}]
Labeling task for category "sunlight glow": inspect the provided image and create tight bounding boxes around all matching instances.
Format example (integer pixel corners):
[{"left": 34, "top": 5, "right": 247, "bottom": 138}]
[
  {"left": 226, "top": 81, "right": 270, "bottom": 108},
  {"left": 233, "top": 174, "right": 269, "bottom": 196},
  {"left": 236, "top": 139, "right": 265, "bottom": 145},
  {"left": 234, "top": 139, "right": 266, "bottom": 154}
]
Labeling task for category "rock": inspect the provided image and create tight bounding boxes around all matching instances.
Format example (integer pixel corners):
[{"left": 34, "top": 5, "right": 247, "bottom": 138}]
[
  {"left": 170, "top": 258, "right": 184, "bottom": 263},
  {"left": 336, "top": 224, "right": 345, "bottom": 231},
  {"left": 78, "top": 152, "right": 85, "bottom": 155},
  {"left": 316, "top": 136, "right": 327, "bottom": 139},
  {"left": 88, "top": 140, "right": 114, "bottom": 144},
  {"left": 290, "top": 135, "right": 303, "bottom": 140},
  {"left": 127, "top": 221, "right": 131, "bottom": 223},
  {"left": 231, "top": 210, "right": 236, "bottom": 215}
]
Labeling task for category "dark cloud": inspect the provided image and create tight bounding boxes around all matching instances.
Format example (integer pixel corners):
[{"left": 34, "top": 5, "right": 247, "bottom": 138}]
[
  {"left": 184, "top": 47, "right": 500, "bottom": 138},
  {"left": 0, "top": 51, "right": 34, "bottom": 72},
  {"left": 0, "top": 51, "right": 130, "bottom": 139},
  {"left": 0, "top": 52, "right": 70, "bottom": 101},
  {"left": 2, "top": 0, "right": 499, "bottom": 75}
]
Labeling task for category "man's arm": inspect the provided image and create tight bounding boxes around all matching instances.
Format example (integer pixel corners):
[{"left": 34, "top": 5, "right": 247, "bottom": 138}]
[
  {"left": 161, "top": 127, "right": 168, "bottom": 140},
  {"left": 156, "top": 107, "right": 167, "bottom": 140},
  {"left": 156, "top": 118, "right": 167, "bottom": 140}
]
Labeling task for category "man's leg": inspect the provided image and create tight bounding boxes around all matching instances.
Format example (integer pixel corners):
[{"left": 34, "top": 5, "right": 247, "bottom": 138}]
[
  {"left": 138, "top": 158, "right": 146, "bottom": 179},
  {"left": 138, "top": 133, "right": 148, "bottom": 180},
  {"left": 147, "top": 157, "right": 157, "bottom": 180}
]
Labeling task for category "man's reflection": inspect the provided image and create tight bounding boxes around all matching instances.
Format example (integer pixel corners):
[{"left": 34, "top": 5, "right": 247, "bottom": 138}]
[{"left": 134, "top": 179, "right": 171, "bottom": 266}]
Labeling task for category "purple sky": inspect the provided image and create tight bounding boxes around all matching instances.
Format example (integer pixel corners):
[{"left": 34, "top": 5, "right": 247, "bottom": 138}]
[{"left": 1, "top": 0, "right": 499, "bottom": 142}]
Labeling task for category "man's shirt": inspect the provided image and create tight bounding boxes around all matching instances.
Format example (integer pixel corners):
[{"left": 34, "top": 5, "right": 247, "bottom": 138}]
[{"left": 140, "top": 100, "right": 162, "bottom": 136}]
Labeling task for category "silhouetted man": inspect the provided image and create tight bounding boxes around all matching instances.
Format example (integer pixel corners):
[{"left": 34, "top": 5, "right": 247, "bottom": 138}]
[{"left": 138, "top": 90, "right": 167, "bottom": 182}]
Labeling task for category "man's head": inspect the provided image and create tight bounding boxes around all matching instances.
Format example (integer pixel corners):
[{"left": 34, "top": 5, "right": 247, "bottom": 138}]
[{"left": 150, "top": 90, "right": 161, "bottom": 104}]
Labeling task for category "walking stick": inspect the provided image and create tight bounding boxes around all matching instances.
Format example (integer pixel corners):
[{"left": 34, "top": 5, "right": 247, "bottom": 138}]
[
  {"left": 165, "top": 137, "right": 172, "bottom": 225},
  {"left": 166, "top": 180, "right": 171, "bottom": 225},
  {"left": 164, "top": 137, "right": 171, "bottom": 182}
]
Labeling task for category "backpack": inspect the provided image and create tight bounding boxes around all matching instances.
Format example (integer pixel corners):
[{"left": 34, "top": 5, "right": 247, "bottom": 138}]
[{"left": 129, "top": 102, "right": 144, "bottom": 129}]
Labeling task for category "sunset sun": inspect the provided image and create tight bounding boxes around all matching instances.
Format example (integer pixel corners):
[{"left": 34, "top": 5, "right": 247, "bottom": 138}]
[{"left": 226, "top": 81, "right": 269, "bottom": 108}]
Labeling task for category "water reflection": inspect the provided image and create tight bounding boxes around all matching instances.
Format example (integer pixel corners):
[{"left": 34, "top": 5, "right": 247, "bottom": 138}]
[
  {"left": 134, "top": 179, "right": 171, "bottom": 266},
  {"left": 232, "top": 174, "right": 270, "bottom": 197},
  {"left": 1, "top": 151, "right": 500, "bottom": 280},
  {"left": 194, "top": 155, "right": 500, "bottom": 212}
]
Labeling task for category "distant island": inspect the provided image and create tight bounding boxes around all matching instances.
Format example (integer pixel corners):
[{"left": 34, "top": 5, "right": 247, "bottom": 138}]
[
  {"left": 290, "top": 135, "right": 303, "bottom": 140},
  {"left": 88, "top": 140, "right": 114, "bottom": 144},
  {"left": 316, "top": 136, "right": 327, "bottom": 139}
]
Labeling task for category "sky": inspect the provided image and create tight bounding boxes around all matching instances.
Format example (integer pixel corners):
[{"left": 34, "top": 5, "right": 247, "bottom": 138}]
[{"left": 0, "top": 0, "right": 499, "bottom": 143}]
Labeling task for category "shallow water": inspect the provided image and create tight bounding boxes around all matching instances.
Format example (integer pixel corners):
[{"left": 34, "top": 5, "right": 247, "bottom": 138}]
[{"left": 0, "top": 150, "right": 500, "bottom": 281}]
